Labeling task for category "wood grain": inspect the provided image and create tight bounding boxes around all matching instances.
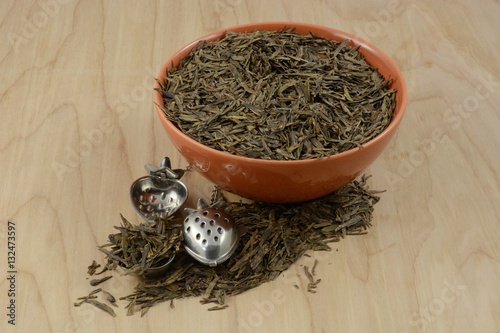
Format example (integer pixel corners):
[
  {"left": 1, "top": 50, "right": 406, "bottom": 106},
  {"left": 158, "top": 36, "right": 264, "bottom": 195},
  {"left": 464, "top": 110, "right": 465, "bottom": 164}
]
[{"left": 1, "top": 0, "right": 499, "bottom": 332}]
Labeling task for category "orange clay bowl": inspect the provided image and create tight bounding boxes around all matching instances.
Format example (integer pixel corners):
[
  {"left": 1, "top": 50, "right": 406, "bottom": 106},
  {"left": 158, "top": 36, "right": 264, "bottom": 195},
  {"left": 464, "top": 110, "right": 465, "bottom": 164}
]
[{"left": 154, "top": 22, "right": 407, "bottom": 203}]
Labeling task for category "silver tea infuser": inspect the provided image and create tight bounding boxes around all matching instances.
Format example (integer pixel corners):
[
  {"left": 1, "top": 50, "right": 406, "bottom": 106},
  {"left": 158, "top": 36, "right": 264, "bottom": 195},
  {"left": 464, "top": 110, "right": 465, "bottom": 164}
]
[
  {"left": 130, "top": 157, "right": 188, "bottom": 222},
  {"left": 182, "top": 198, "right": 241, "bottom": 267},
  {"left": 128, "top": 157, "right": 189, "bottom": 277}
]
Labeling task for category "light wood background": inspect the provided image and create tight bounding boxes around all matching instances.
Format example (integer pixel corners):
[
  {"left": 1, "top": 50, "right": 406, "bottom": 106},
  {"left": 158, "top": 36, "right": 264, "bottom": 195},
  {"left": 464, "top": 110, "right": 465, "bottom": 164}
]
[{"left": 1, "top": 1, "right": 499, "bottom": 332}]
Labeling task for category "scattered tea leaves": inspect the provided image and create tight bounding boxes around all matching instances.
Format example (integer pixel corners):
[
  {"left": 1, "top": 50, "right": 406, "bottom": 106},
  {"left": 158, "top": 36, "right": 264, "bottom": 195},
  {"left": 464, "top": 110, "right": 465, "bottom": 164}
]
[
  {"left": 76, "top": 175, "right": 382, "bottom": 316},
  {"left": 85, "top": 299, "right": 117, "bottom": 317},
  {"left": 304, "top": 261, "right": 322, "bottom": 293},
  {"left": 87, "top": 260, "right": 100, "bottom": 276},
  {"left": 126, "top": 298, "right": 137, "bottom": 317},
  {"left": 74, "top": 288, "right": 102, "bottom": 306},
  {"left": 74, "top": 288, "right": 117, "bottom": 317},
  {"left": 90, "top": 276, "right": 112, "bottom": 286},
  {"left": 98, "top": 214, "right": 183, "bottom": 276},
  {"left": 119, "top": 175, "right": 380, "bottom": 313},
  {"left": 102, "top": 289, "right": 117, "bottom": 307},
  {"left": 311, "top": 259, "right": 319, "bottom": 276},
  {"left": 208, "top": 305, "right": 229, "bottom": 311}
]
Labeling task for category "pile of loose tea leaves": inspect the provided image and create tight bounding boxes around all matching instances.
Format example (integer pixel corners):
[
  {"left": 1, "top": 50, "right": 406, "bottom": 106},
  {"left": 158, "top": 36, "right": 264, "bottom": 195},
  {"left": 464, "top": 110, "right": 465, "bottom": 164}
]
[
  {"left": 98, "top": 215, "right": 183, "bottom": 276},
  {"left": 156, "top": 28, "right": 397, "bottom": 160},
  {"left": 76, "top": 175, "right": 382, "bottom": 316}
]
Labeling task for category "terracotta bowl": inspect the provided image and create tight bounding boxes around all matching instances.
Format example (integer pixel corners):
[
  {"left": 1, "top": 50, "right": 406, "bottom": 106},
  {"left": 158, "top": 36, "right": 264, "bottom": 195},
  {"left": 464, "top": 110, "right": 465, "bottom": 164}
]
[{"left": 154, "top": 22, "right": 407, "bottom": 203}]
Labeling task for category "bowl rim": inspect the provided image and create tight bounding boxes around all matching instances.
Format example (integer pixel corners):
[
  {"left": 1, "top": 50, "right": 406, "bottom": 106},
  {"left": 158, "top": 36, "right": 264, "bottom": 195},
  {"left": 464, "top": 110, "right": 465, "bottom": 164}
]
[{"left": 154, "top": 21, "right": 407, "bottom": 166}]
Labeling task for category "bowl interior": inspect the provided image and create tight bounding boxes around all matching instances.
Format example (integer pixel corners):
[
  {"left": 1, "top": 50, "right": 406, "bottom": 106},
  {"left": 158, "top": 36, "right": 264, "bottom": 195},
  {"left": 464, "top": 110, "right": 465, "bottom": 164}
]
[{"left": 154, "top": 22, "right": 406, "bottom": 163}]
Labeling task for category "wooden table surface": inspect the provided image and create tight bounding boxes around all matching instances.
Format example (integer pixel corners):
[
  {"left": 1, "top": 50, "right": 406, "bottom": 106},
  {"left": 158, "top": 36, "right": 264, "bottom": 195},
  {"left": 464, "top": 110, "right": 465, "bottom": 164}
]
[{"left": 1, "top": 1, "right": 499, "bottom": 332}]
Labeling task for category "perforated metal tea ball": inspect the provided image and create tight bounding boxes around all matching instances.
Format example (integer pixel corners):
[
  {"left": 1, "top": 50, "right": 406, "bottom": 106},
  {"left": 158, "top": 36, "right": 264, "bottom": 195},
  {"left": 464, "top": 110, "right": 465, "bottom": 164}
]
[{"left": 182, "top": 198, "right": 240, "bottom": 266}]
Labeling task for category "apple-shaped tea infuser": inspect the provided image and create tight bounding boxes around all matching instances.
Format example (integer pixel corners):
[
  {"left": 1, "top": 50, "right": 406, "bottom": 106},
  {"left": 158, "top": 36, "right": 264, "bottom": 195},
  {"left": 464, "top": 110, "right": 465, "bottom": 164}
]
[
  {"left": 130, "top": 156, "right": 188, "bottom": 222},
  {"left": 182, "top": 198, "right": 241, "bottom": 267}
]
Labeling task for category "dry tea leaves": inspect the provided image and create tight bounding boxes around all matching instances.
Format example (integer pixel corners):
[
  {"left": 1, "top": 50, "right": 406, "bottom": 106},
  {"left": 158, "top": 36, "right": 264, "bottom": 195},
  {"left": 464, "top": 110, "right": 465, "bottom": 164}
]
[
  {"left": 87, "top": 260, "right": 100, "bottom": 276},
  {"left": 126, "top": 299, "right": 137, "bottom": 317},
  {"left": 74, "top": 289, "right": 101, "bottom": 307},
  {"left": 89, "top": 276, "right": 112, "bottom": 286},
  {"left": 304, "top": 260, "right": 322, "bottom": 293},
  {"left": 76, "top": 176, "right": 382, "bottom": 316},
  {"left": 208, "top": 305, "right": 229, "bottom": 311},
  {"left": 74, "top": 289, "right": 117, "bottom": 316},
  {"left": 118, "top": 175, "right": 381, "bottom": 314},
  {"left": 84, "top": 299, "right": 117, "bottom": 317},
  {"left": 157, "top": 29, "right": 397, "bottom": 160},
  {"left": 311, "top": 259, "right": 319, "bottom": 276},
  {"left": 98, "top": 214, "right": 183, "bottom": 276},
  {"left": 102, "top": 289, "right": 117, "bottom": 306}
]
